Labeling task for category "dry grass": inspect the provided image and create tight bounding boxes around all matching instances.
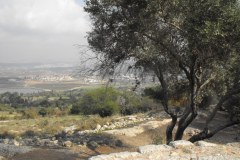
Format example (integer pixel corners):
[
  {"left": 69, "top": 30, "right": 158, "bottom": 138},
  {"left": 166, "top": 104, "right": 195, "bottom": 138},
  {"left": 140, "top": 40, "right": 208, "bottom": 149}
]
[
  {"left": 0, "top": 111, "right": 22, "bottom": 120},
  {"left": 0, "top": 114, "right": 117, "bottom": 138}
]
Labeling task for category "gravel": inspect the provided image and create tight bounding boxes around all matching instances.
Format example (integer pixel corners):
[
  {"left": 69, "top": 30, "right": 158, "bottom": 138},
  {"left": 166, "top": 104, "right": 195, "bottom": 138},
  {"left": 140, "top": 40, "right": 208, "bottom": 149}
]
[{"left": 0, "top": 143, "right": 33, "bottom": 158}]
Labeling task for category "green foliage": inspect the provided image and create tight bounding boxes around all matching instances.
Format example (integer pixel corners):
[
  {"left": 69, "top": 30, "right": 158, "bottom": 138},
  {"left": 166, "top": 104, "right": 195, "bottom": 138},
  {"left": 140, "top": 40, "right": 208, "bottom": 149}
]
[
  {"left": 71, "top": 87, "right": 157, "bottom": 117},
  {"left": 0, "top": 104, "right": 14, "bottom": 112},
  {"left": 143, "top": 86, "right": 164, "bottom": 101},
  {"left": 119, "top": 91, "right": 144, "bottom": 115},
  {"left": 70, "top": 104, "right": 82, "bottom": 115},
  {"left": 144, "top": 85, "right": 188, "bottom": 108},
  {"left": 38, "top": 108, "right": 47, "bottom": 117},
  {"left": 77, "top": 87, "right": 120, "bottom": 117}
]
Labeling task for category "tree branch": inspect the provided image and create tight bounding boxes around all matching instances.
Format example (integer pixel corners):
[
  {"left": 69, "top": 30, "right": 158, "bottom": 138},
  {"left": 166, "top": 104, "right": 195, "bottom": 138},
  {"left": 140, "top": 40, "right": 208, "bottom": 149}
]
[
  {"left": 189, "top": 121, "right": 240, "bottom": 142},
  {"left": 205, "top": 88, "right": 240, "bottom": 127}
]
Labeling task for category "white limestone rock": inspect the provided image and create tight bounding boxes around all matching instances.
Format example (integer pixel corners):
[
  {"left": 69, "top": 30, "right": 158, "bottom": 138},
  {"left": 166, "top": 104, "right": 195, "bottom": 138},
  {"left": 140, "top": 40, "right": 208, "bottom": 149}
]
[
  {"left": 89, "top": 152, "right": 140, "bottom": 160},
  {"left": 138, "top": 144, "right": 172, "bottom": 154},
  {"left": 195, "top": 141, "right": 217, "bottom": 147},
  {"left": 169, "top": 140, "right": 194, "bottom": 148}
]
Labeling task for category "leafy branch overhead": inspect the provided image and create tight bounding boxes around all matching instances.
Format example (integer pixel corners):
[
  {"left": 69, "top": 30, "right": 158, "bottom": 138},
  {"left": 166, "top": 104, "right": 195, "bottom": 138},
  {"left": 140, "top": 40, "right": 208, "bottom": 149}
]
[{"left": 85, "top": 0, "right": 240, "bottom": 143}]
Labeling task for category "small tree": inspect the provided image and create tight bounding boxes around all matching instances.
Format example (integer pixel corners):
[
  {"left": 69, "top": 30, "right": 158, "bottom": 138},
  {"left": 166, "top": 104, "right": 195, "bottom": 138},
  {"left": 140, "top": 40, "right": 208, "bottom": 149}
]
[
  {"left": 85, "top": 0, "right": 240, "bottom": 143},
  {"left": 78, "top": 87, "right": 120, "bottom": 117}
]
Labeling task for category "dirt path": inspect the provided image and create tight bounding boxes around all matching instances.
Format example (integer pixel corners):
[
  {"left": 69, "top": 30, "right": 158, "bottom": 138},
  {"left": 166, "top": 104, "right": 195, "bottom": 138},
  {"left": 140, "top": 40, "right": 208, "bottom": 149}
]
[{"left": 104, "top": 119, "right": 170, "bottom": 147}]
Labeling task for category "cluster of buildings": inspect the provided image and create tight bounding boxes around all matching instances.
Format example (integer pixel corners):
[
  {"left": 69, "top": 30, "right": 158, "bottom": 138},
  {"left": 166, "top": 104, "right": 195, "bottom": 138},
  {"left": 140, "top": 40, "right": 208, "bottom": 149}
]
[{"left": 24, "top": 74, "right": 74, "bottom": 82}]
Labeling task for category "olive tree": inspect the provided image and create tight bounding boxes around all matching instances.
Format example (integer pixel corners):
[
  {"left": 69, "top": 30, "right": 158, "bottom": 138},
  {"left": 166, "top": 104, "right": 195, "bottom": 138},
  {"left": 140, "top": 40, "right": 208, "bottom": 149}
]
[{"left": 84, "top": 0, "right": 240, "bottom": 143}]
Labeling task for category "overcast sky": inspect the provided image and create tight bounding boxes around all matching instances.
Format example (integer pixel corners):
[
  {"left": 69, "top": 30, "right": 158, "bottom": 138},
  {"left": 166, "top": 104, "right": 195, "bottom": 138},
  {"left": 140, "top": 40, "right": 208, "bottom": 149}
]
[{"left": 0, "top": 0, "right": 90, "bottom": 64}]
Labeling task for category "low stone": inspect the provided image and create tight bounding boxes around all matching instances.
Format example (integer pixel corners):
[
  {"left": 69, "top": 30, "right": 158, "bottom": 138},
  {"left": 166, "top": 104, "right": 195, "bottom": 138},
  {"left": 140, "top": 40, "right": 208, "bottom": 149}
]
[
  {"left": 89, "top": 152, "right": 140, "bottom": 160},
  {"left": 87, "top": 141, "right": 99, "bottom": 150},
  {"left": 3, "top": 139, "right": 9, "bottom": 144},
  {"left": 13, "top": 140, "right": 20, "bottom": 146},
  {"left": 64, "top": 125, "right": 77, "bottom": 134},
  {"left": 95, "top": 124, "right": 101, "bottom": 131},
  {"left": 102, "top": 125, "right": 108, "bottom": 130},
  {"left": 195, "top": 141, "right": 217, "bottom": 147},
  {"left": 169, "top": 140, "right": 194, "bottom": 148},
  {"left": 63, "top": 141, "right": 72, "bottom": 147},
  {"left": 108, "top": 124, "right": 116, "bottom": 129},
  {"left": 51, "top": 136, "right": 56, "bottom": 141},
  {"left": 138, "top": 144, "right": 172, "bottom": 154},
  {"left": 53, "top": 140, "right": 58, "bottom": 145},
  {"left": 39, "top": 139, "right": 52, "bottom": 146}
]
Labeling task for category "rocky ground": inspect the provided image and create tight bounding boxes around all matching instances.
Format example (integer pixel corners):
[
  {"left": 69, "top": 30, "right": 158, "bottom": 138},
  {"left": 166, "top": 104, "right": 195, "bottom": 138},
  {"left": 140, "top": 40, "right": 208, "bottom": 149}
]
[
  {"left": 90, "top": 140, "right": 240, "bottom": 160},
  {"left": 0, "top": 111, "right": 239, "bottom": 159}
]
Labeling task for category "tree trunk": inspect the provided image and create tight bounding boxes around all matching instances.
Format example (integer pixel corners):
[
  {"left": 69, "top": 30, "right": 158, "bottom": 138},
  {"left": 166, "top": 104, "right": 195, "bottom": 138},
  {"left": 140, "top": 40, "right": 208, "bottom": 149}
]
[
  {"left": 175, "top": 112, "right": 198, "bottom": 140},
  {"left": 166, "top": 114, "right": 177, "bottom": 144}
]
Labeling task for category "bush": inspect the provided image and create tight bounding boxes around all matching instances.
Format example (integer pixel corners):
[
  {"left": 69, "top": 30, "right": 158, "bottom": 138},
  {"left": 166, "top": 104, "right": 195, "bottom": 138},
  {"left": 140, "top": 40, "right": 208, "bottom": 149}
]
[
  {"left": 39, "top": 108, "right": 47, "bottom": 117},
  {"left": 70, "top": 104, "right": 81, "bottom": 114},
  {"left": 119, "top": 91, "right": 141, "bottom": 115},
  {"left": 139, "top": 97, "right": 159, "bottom": 112},
  {"left": 143, "top": 86, "right": 164, "bottom": 101},
  {"left": 76, "top": 87, "right": 120, "bottom": 117},
  {"left": 0, "top": 104, "right": 14, "bottom": 112},
  {"left": 46, "top": 107, "right": 63, "bottom": 117},
  {"left": 21, "top": 108, "right": 39, "bottom": 119},
  {"left": 70, "top": 87, "right": 160, "bottom": 117}
]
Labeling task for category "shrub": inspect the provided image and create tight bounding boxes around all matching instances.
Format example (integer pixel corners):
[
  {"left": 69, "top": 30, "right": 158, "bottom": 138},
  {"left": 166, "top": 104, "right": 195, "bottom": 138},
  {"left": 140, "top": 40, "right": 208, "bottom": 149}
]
[
  {"left": 21, "top": 108, "right": 39, "bottom": 119},
  {"left": 0, "top": 131, "right": 16, "bottom": 139},
  {"left": 77, "top": 87, "right": 120, "bottom": 117},
  {"left": 47, "top": 107, "right": 62, "bottom": 117},
  {"left": 0, "top": 104, "right": 14, "bottom": 112},
  {"left": 119, "top": 91, "right": 141, "bottom": 115},
  {"left": 139, "top": 97, "right": 159, "bottom": 112},
  {"left": 143, "top": 86, "right": 164, "bottom": 101},
  {"left": 21, "top": 130, "right": 38, "bottom": 138},
  {"left": 70, "top": 104, "right": 81, "bottom": 114},
  {"left": 39, "top": 108, "right": 47, "bottom": 117}
]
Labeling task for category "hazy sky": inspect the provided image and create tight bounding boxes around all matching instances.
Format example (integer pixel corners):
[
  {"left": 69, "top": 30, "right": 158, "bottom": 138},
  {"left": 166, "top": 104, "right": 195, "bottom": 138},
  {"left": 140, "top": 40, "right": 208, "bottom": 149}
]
[{"left": 0, "top": 0, "right": 90, "bottom": 64}]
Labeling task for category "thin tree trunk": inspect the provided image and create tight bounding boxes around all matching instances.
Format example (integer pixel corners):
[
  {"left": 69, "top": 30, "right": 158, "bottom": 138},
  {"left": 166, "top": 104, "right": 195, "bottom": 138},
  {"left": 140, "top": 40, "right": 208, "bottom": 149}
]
[
  {"left": 175, "top": 59, "right": 198, "bottom": 140},
  {"left": 205, "top": 89, "right": 240, "bottom": 128},
  {"left": 175, "top": 112, "right": 198, "bottom": 140},
  {"left": 166, "top": 114, "right": 177, "bottom": 144},
  {"left": 155, "top": 65, "right": 178, "bottom": 144}
]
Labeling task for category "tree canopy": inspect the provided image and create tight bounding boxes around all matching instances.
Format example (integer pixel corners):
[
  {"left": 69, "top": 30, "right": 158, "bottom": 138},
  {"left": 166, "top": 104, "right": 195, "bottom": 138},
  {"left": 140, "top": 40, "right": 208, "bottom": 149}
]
[{"left": 85, "top": 0, "right": 240, "bottom": 143}]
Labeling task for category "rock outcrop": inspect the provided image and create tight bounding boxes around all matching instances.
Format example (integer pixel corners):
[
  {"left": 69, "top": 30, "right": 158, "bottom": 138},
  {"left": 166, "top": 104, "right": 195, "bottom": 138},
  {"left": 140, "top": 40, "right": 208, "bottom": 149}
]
[{"left": 89, "top": 140, "right": 240, "bottom": 160}]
